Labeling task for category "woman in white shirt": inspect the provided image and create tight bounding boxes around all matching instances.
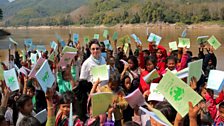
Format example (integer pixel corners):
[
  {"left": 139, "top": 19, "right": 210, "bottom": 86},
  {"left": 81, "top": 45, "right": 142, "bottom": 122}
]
[{"left": 79, "top": 39, "right": 106, "bottom": 84}]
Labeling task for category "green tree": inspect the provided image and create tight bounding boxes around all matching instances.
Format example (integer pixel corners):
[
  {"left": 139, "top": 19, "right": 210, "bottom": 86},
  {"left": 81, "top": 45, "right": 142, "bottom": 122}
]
[
  {"left": 199, "top": 6, "right": 211, "bottom": 21},
  {"left": 220, "top": 7, "right": 224, "bottom": 20}
]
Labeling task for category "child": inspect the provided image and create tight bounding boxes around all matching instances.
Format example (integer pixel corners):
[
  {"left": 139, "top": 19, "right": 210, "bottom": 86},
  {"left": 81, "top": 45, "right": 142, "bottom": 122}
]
[
  {"left": 163, "top": 47, "right": 188, "bottom": 74},
  {"left": 139, "top": 56, "right": 159, "bottom": 92},
  {"left": 57, "top": 65, "right": 76, "bottom": 94},
  {"left": 122, "top": 75, "right": 135, "bottom": 123},
  {"left": 121, "top": 56, "right": 140, "bottom": 81},
  {"left": 100, "top": 72, "right": 128, "bottom": 126},
  {"left": 13, "top": 95, "right": 36, "bottom": 126},
  {"left": 55, "top": 91, "right": 83, "bottom": 126},
  {"left": 205, "top": 89, "right": 224, "bottom": 125},
  {"left": 155, "top": 46, "right": 167, "bottom": 74}
]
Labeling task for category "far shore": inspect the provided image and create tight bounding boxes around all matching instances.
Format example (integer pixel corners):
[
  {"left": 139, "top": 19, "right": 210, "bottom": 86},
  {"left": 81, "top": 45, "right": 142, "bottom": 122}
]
[{"left": 1, "top": 23, "right": 224, "bottom": 30}]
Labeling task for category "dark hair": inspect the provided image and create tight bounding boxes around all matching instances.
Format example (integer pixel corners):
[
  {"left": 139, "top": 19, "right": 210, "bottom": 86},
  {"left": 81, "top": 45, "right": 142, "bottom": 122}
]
[
  {"left": 59, "top": 91, "right": 74, "bottom": 105},
  {"left": 166, "top": 56, "right": 177, "bottom": 64},
  {"left": 144, "top": 56, "right": 157, "bottom": 69},
  {"left": 18, "top": 116, "right": 41, "bottom": 126},
  {"left": 124, "top": 121, "right": 140, "bottom": 126},
  {"left": 121, "top": 75, "right": 131, "bottom": 89},
  {"left": 219, "top": 102, "right": 224, "bottom": 109},
  {"left": 127, "top": 56, "right": 138, "bottom": 71},
  {"left": 155, "top": 101, "right": 177, "bottom": 123},
  {"left": 89, "top": 39, "right": 100, "bottom": 49},
  {"left": 143, "top": 50, "right": 150, "bottom": 56},
  {"left": 27, "top": 81, "right": 35, "bottom": 93},
  {"left": 13, "top": 95, "right": 32, "bottom": 125}
]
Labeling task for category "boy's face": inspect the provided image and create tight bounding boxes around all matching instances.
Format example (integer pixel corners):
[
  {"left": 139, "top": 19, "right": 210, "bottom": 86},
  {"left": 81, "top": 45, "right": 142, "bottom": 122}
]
[
  {"left": 60, "top": 104, "right": 70, "bottom": 116},
  {"left": 219, "top": 107, "right": 224, "bottom": 121},
  {"left": 27, "top": 88, "right": 35, "bottom": 97},
  {"left": 167, "top": 59, "right": 176, "bottom": 71}
]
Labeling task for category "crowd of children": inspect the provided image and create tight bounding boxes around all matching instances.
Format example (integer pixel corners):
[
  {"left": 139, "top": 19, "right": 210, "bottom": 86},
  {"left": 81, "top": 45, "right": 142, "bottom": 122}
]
[{"left": 0, "top": 32, "right": 223, "bottom": 126}]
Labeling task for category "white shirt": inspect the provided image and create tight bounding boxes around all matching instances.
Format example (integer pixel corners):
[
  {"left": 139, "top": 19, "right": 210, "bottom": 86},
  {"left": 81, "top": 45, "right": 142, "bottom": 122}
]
[
  {"left": 5, "top": 107, "right": 13, "bottom": 125},
  {"left": 79, "top": 55, "right": 106, "bottom": 83},
  {"left": 16, "top": 111, "right": 36, "bottom": 126}
]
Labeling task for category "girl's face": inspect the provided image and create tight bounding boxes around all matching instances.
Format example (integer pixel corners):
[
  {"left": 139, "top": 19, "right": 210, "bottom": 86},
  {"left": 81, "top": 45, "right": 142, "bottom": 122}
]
[
  {"left": 201, "top": 88, "right": 207, "bottom": 99},
  {"left": 128, "top": 59, "right": 134, "bottom": 70},
  {"left": 146, "top": 60, "right": 155, "bottom": 72},
  {"left": 60, "top": 104, "right": 70, "bottom": 117},
  {"left": 62, "top": 70, "right": 70, "bottom": 81},
  {"left": 109, "top": 80, "right": 119, "bottom": 91},
  {"left": 167, "top": 59, "right": 176, "bottom": 71},
  {"left": 21, "top": 99, "right": 33, "bottom": 115},
  {"left": 219, "top": 107, "right": 224, "bottom": 121},
  {"left": 90, "top": 44, "right": 101, "bottom": 59},
  {"left": 124, "top": 77, "right": 131, "bottom": 91},
  {"left": 156, "top": 50, "right": 162, "bottom": 58}
]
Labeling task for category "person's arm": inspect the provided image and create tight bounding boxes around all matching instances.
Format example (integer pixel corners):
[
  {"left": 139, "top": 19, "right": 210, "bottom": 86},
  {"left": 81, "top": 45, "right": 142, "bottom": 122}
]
[
  {"left": 205, "top": 92, "right": 217, "bottom": 119},
  {"left": 129, "top": 43, "right": 133, "bottom": 56},
  {"left": 70, "top": 65, "right": 77, "bottom": 89},
  {"left": 174, "top": 113, "right": 184, "bottom": 126},
  {"left": 209, "top": 46, "right": 217, "bottom": 69},
  {"left": 45, "top": 88, "right": 55, "bottom": 126},
  {"left": 120, "top": 64, "right": 129, "bottom": 80},
  {"left": 115, "top": 91, "right": 128, "bottom": 110},
  {"left": 198, "top": 46, "right": 205, "bottom": 59},
  {"left": 23, "top": 76, "right": 28, "bottom": 94},
  {"left": 0, "top": 86, "right": 10, "bottom": 115},
  {"left": 189, "top": 102, "right": 200, "bottom": 126},
  {"left": 215, "top": 90, "right": 224, "bottom": 104},
  {"left": 138, "top": 45, "right": 145, "bottom": 69},
  {"left": 90, "top": 79, "right": 100, "bottom": 95},
  {"left": 112, "top": 40, "right": 118, "bottom": 58},
  {"left": 190, "top": 77, "right": 197, "bottom": 91},
  {"left": 177, "top": 47, "right": 188, "bottom": 71}
]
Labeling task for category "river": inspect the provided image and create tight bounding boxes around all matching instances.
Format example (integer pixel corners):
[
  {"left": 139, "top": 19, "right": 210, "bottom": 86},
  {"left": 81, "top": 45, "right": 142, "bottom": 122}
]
[{"left": 0, "top": 24, "right": 224, "bottom": 70}]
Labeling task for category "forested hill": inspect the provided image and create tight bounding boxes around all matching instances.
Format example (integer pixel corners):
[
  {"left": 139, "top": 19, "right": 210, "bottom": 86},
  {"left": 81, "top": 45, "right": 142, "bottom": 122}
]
[{"left": 0, "top": 0, "right": 224, "bottom": 26}]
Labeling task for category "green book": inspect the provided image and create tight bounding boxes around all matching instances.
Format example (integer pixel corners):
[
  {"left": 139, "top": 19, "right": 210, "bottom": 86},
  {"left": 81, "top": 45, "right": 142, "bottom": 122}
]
[
  {"left": 93, "top": 34, "right": 100, "bottom": 40},
  {"left": 112, "top": 32, "right": 118, "bottom": 41},
  {"left": 84, "top": 36, "right": 90, "bottom": 44},
  {"left": 187, "top": 59, "right": 203, "bottom": 84},
  {"left": 197, "top": 36, "right": 208, "bottom": 44},
  {"left": 178, "top": 38, "right": 190, "bottom": 48},
  {"left": 91, "top": 92, "right": 113, "bottom": 117},
  {"left": 103, "top": 30, "right": 109, "bottom": 39},
  {"left": 157, "top": 70, "right": 203, "bottom": 117},
  {"left": 207, "top": 35, "right": 221, "bottom": 50},
  {"left": 169, "top": 41, "right": 178, "bottom": 51},
  {"left": 62, "top": 46, "right": 78, "bottom": 53}
]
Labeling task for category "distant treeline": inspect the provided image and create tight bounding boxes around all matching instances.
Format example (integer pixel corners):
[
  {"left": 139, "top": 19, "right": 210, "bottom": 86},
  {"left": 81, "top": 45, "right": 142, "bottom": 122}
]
[{"left": 3, "top": 0, "right": 224, "bottom": 26}]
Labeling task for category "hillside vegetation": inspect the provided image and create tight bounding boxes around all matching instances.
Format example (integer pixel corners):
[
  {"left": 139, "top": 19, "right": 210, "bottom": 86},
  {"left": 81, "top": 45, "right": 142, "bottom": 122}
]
[{"left": 0, "top": 0, "right": 224, "bottom": 26}]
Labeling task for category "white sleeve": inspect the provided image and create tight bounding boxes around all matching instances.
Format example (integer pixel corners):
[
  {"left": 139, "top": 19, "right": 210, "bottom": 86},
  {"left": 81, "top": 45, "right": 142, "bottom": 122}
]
[
  {"left": 79, "top": 61, "right": 88, "bottom": 80},
  {"left": 4, "top": 110, "right": 12, "bottom": 122}
]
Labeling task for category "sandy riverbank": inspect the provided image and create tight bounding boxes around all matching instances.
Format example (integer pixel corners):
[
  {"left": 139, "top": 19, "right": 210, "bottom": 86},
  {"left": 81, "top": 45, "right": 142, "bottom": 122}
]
[{"left": 1, "top": 23, "right": 224, "bottom": 30}]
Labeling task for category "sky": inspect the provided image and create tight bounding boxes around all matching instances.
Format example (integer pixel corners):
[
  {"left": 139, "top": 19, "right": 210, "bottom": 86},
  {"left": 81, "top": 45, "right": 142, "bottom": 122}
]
[{"left": 8, "top": 0, "right": 15, "bottom": 2}]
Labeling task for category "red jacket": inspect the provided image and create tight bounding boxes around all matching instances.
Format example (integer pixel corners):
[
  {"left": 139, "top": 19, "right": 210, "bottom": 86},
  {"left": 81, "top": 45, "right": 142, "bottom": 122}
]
[{"left": 139, "top": 70, "right": 161, "bottom": 93}]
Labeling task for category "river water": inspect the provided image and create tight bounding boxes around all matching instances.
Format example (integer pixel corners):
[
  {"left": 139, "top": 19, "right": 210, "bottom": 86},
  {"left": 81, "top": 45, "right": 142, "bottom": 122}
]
[{"left": 0, "top": 25, "right": 224, "bottom": 70}]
